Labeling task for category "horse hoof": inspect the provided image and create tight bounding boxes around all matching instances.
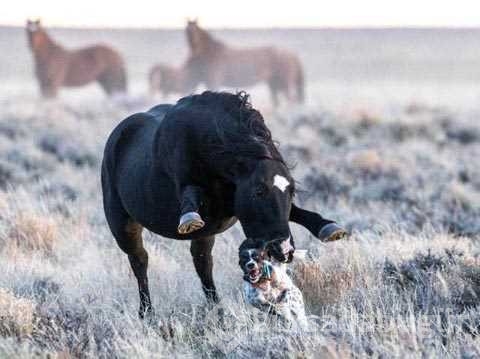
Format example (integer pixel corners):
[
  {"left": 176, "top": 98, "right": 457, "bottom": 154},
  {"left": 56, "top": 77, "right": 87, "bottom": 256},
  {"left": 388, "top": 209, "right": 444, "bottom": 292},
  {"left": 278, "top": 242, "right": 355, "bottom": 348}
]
[
  {"left": 139, "top": 307, "right": 156, "bottom": 323},
  {"left": 318, "top": 223, "right": 348, "bottom": 242},
  {"left": 178, "top": 212, "right": 205, "bottom": 234}
]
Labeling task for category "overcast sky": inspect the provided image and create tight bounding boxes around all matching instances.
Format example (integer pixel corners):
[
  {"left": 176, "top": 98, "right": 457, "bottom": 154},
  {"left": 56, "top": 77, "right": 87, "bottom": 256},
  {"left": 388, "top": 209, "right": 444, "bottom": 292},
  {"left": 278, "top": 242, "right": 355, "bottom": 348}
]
[{"left": 4, "top": 0, "right": 480, "bottom": 28}]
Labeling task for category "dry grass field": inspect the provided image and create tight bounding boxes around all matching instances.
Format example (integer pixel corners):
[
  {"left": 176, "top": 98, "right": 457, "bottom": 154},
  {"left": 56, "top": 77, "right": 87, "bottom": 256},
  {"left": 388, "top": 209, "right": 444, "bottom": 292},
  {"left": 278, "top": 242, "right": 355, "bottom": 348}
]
[{"left": 0, "top": 27, "right": 479, "bottom": 357}]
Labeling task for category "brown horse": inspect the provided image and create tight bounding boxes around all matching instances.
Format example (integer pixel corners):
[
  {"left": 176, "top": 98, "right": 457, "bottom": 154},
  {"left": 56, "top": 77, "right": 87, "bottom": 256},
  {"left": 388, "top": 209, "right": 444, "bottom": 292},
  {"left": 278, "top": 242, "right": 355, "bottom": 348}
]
[
  {"left": 148, "top": 63, "right": 197, "bottom": 96},
  {"left": 26, "top": 19, "right": 127, "bottom": 98},
  {"left": 185, "top": 20, "right": 305, "bottom": 106}
]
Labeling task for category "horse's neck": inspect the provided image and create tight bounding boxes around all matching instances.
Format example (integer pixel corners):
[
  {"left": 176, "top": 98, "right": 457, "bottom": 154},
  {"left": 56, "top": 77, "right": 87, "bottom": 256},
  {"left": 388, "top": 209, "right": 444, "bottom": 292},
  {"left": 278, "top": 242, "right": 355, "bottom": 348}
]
[
  {"left": 198, "top": 33, "right": 225, "bottom": 56},
  {"left": 208, "top": 40, "right": 225, "bottom": 54},
  {"left": 33, "top": 33, "right": 66, "bottom": 61}
]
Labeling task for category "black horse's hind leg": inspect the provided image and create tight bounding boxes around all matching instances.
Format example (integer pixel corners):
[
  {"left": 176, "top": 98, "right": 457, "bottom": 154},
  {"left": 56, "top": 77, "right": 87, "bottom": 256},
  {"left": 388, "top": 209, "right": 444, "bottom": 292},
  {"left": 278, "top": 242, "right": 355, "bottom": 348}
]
[
  {"left": 178, "top": 185, "right": 205, "bottom": 234},
  {"left": 125, "top": 222, "right": 153, "bottom": 319},
  {"left": 103, "top": 187, "right": 153, "bottom": 319},
  {"left": 118, "top": 221, "right": 153, "bottom": 319},
  {"left": 190, "top": 236, "right": 219, "bottom": 303},
  {"left": 290, "top": 203, "right": 348, "bottom": 242}
]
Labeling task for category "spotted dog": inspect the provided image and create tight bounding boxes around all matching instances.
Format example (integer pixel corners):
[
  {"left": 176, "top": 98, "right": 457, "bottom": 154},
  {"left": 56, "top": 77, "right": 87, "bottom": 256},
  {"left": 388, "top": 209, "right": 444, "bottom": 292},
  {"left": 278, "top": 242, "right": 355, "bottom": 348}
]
[{"left": 239, "top": 239, "right": 308, "bottom": 329}]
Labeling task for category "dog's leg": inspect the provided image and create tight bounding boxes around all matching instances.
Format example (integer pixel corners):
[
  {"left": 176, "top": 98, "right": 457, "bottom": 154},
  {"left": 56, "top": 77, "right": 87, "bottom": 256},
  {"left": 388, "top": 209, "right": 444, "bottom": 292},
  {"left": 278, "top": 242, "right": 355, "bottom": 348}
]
[
  {"left": 190, "top": 236, "right": 218, "bottom": 303},
  {"left": 289, "top": 203, "right": 347, "bottom": 242}
]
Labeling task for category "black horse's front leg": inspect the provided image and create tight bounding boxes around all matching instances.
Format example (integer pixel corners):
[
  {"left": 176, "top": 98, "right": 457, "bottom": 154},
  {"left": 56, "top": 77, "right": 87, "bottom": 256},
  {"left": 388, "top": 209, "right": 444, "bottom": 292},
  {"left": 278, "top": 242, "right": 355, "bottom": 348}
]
[
  {"left": 289, "top": 203, "right": 347, "bottom": 241},
  {"left": 178, "top": 185, "right": 205, "bottom": 234}
]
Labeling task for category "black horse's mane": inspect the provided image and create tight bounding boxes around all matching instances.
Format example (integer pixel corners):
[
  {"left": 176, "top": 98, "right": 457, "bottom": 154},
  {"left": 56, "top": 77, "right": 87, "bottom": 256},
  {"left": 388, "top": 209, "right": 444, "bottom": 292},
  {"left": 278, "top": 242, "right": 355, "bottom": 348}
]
[{"left": 176, "top": 91, "right": 285, "bottom": 166}]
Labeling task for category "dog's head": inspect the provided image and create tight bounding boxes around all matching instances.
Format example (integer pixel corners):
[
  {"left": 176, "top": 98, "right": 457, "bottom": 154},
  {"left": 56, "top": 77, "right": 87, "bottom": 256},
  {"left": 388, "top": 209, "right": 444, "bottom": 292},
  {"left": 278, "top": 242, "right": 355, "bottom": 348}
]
[{"left": 238, "top": 239, "right": 269, "bottom": 284}]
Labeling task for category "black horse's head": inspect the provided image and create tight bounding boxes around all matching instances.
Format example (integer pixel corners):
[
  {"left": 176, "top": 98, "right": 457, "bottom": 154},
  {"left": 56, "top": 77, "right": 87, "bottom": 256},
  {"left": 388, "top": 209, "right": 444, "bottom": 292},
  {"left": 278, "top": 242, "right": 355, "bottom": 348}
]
[
  {"left": 199, "top": 91, "right": 296, "bottom": 262},
  {"left": 234, "top": 159, "right": 296, "bottom": 262}
]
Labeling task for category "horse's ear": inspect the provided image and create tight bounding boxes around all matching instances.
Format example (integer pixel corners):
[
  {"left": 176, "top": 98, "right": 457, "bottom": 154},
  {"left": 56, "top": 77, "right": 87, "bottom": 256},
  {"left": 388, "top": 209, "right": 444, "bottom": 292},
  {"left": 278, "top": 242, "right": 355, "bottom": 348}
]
[{"left": 35, "top": 19, "right": 41, "bottom": 25}]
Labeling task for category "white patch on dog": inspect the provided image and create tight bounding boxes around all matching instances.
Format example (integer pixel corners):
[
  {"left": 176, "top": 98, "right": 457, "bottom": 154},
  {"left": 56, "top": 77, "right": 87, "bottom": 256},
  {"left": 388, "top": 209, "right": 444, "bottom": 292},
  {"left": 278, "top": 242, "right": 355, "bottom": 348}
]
[
  {"left": 273, "top": 175, "right": 290, "bottom": 192},
  {"left": 243, "top": 261, "right": 308, "bottom": 330},
  {"left": 245, "top": 249, "right": 256, "bottom": 269}
]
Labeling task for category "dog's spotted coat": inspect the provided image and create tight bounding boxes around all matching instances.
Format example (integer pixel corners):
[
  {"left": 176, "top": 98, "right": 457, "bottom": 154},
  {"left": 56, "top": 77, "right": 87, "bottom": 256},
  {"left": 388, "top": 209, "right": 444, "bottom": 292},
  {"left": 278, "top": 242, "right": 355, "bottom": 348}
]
[{"left": 242, "top": 257, "right": 308, "bottom": 329}]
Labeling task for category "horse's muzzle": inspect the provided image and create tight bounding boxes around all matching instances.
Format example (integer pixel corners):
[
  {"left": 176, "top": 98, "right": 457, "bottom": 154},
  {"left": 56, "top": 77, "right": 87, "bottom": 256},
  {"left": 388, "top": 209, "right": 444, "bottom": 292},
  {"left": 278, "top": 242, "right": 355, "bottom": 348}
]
[{"left": 265, "top": 236, "right": 295, "bottom": 263}]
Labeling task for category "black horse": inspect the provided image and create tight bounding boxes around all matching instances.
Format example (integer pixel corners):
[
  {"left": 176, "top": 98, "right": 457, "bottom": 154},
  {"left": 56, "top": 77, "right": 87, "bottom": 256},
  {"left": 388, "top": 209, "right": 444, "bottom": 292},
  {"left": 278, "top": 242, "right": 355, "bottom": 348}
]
[{"left": 101, "top": 91, "right": 345, "bottom": 318}]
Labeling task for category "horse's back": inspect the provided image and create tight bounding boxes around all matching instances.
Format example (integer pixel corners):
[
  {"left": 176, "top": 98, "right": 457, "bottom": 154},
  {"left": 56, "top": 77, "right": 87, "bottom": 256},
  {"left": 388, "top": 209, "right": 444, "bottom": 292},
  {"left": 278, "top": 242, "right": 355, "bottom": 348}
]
[
  {"left": 103, "top": 105, "right": 171, "bottom": 177},
  {"left": 101, "top": 105, "right": 183, "bottom": 233},
  {"left": 103, "top": 111, "right": 157, "bottom": 181},
  {"left": 65, "top": 44, "right": 126, "bottom": 90},
  {"left": 72, "top": 44, "right": 124, "bottom": 65},
  {"left": 147, "top": 104, "right": 172, "bottom": 119},
  {"left": 102, "top": 97, "right": 237, "bottom": 239},
  {"left": 213, "top": 46, "right": 302, "bottom": 89}
]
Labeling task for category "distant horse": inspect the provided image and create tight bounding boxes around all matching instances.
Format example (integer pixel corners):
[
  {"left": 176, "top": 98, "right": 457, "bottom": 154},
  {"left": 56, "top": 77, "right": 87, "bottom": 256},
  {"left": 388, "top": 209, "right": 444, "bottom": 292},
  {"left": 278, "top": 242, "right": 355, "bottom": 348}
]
[
  {"left": 148, "top": 63, "right": 197, "bottom": 96},
  {"left": 26, "top": 19, "right": 127, "bottom": 98},
  {"left": 102, "top": 91, "right": 346, "bottom": 319},
  {"left": 149, "top": 64, "right": 184, "bottom": 96},
  {"left": 185, "top": 20, "right": 305, "bottom": 107}
]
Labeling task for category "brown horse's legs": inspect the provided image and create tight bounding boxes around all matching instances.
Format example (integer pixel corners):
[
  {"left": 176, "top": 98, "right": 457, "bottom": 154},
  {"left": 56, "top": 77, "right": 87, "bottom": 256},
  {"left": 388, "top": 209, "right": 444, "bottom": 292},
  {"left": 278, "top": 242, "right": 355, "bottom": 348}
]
[
  {"left": 40, "top": 82, "right": 58, "bottom": 98},
  {"left": 190, "top": 236, "right": 219, "bottom": 303},
  {"left": 268, "top": 82, "right": 280, "bottom": 108},
  {"left": 98, "top": 67, "right": 127, "bottom": 96}
]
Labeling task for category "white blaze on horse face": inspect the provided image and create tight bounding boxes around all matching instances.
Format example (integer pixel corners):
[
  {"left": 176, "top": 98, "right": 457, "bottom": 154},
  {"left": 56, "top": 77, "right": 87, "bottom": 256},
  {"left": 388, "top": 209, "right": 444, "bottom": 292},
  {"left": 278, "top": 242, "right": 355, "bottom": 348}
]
[{"left": 273, "top": 175, "right": 290, "bottom": 192}]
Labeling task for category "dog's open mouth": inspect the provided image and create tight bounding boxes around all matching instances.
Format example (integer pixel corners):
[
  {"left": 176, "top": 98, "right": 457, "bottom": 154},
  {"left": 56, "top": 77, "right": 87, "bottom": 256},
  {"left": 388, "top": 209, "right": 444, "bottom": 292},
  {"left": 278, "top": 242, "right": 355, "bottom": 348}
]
[{"left": 248, "top": 268, "right": 261, "bottom": 283}]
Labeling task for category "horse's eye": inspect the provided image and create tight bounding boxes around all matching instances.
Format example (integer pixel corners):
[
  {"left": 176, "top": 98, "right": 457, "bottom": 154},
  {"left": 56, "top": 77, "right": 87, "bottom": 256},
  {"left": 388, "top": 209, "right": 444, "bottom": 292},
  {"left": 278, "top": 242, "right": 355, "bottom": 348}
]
[{"left": 289, "top": 186, "right": 295, "bottom": 197}]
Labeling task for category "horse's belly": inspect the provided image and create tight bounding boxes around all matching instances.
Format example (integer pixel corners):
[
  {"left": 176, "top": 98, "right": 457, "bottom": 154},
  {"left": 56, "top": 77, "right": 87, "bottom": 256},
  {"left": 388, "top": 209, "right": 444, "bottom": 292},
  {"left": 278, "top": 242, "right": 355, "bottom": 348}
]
[
  {"left": 64, "top": 68, "right": 98, "bottom": 86},
  {"left": 117, "top": 169, "right": 236, "bottom": 240},
  {"left": 218, "top": 51, "right": 271, "bottom": 87},
  {"left": 145, "top": 215, "right": 238, "bottom": 240},
  {"left": 223, "top": 66, "right": 262, "bottom": 87},
  {"left": 64, "top": 55, "right": 101, "bottom": 86}
]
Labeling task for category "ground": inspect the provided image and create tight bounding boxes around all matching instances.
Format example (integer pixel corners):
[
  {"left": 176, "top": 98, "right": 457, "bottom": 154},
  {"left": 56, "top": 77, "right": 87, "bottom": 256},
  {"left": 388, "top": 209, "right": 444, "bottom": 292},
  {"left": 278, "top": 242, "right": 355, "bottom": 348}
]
[{"left": 0, "top": 27, "right": 480, "bottom": 358}]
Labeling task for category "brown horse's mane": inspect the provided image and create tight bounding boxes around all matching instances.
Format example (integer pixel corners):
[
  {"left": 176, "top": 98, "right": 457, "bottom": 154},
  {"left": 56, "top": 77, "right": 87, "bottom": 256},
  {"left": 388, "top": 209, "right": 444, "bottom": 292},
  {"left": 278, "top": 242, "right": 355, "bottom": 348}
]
[{"left": 188, "top": 23, "right": 225, "bottom": 55}]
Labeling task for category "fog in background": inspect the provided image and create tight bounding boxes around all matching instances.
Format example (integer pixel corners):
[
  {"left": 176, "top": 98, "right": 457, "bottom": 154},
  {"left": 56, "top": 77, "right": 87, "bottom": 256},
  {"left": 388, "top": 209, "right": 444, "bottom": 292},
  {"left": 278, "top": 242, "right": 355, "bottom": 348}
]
[{"left": 3, "top": 26, "right": 480, "bottom": 110}]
